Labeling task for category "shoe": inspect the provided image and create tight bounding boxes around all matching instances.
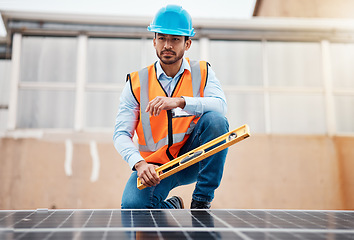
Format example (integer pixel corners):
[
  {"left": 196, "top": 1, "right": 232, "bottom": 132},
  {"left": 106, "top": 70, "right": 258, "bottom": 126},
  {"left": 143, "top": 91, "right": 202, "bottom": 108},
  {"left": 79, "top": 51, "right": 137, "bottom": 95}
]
[
  {"left": 191, "top": 199, "right": 211, "bottom": 209},
  {"left": 166, "top": 196, "right": 184, "bottom": 209}
]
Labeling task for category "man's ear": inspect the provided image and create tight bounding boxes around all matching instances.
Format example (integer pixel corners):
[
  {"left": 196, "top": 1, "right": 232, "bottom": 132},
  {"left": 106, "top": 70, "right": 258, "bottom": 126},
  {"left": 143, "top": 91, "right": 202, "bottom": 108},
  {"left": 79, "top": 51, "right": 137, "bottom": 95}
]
[
  {"left": 185, "top": 39, "right": 192, "bottom": 51},
  {"left": 153, "top": 38, "right": 156, "bottom": 48}
]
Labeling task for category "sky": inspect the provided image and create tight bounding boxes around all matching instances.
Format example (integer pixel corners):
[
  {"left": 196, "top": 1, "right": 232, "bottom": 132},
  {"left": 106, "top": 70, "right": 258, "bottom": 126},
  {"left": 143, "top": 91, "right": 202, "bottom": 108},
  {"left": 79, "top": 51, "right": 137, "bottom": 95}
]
[{"left": 0, "top": 0, "right": 256, "bottom": 37}]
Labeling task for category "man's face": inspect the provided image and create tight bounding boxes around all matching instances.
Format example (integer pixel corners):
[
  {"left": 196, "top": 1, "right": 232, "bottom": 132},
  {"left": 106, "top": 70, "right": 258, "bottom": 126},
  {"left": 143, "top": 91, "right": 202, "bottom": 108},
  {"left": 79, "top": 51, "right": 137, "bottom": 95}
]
[{"left": 153, "top": 33, "right": 191, "bottom": 65}]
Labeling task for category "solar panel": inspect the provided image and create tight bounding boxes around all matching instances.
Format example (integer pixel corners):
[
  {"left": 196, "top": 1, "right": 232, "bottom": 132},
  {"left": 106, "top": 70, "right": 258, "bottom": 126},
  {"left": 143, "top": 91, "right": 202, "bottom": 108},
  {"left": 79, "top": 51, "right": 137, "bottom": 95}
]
[{"left": 1, "top": 209, "right": 354, "bottom": 239}]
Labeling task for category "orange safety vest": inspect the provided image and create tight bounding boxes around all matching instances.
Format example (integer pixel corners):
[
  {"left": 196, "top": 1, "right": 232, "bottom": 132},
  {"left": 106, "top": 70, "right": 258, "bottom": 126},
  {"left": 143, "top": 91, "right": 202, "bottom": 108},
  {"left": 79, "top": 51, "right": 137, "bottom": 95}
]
[{"left": 128, "top": 58, "right": 208, "bottom": 165}]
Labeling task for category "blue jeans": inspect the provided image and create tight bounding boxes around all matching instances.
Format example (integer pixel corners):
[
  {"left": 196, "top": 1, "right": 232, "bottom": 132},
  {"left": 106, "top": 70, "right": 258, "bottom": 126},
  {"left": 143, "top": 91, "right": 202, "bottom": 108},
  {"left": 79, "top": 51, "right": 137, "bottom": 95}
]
[{"left": 121, "top": 111, "right": 229, "bottom": 209}]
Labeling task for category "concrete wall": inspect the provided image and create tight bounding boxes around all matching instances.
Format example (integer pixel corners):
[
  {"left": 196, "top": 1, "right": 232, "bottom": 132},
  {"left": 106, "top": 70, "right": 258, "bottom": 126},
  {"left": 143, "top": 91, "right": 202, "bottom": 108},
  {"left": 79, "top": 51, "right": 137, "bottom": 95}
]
[
  {"left": 254, "top": 0, "right": 354, "bottom": 18},
  {"left": 1, "top": 134, "right": 353, "bottom": 210}
]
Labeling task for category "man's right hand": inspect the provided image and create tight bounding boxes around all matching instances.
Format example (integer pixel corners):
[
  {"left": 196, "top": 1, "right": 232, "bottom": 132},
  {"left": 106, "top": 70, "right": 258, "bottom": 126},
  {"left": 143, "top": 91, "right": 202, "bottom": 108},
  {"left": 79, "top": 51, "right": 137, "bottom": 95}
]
[{"left": 135, "top": 160, "right": 161, "bottom": 187}]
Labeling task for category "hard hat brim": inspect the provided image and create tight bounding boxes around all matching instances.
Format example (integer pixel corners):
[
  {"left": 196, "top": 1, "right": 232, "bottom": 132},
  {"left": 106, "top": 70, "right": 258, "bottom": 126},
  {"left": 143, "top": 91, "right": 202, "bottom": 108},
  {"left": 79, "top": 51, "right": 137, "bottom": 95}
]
[{"left": 147, "top": 26, "right": 195, "bottom": 37}]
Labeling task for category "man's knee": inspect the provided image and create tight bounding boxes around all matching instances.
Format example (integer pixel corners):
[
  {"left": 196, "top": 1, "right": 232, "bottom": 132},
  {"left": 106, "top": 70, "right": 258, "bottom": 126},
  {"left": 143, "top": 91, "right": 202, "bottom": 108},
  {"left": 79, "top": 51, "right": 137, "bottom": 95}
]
[
  {"left": 200, "top": 111, "right": 229, "bottom": 133},
  {"left": 121, "top": 183, "right": 151, "bottom": 209}
]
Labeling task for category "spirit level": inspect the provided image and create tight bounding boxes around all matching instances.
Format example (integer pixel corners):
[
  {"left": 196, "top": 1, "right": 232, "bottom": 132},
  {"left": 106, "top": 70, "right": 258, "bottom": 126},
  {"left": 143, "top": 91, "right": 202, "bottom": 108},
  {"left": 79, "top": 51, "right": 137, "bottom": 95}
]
[{"left": 137, "top": 124, "right": 250, "bottom": 190}]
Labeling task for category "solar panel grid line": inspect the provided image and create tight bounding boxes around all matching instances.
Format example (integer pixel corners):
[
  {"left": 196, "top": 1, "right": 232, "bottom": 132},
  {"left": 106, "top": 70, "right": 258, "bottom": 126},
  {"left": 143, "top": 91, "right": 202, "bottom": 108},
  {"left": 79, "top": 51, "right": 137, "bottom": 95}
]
[
  {"left": 87, "top": 210, "right": 113, "bottom": 228},
  {"left": 72, "top": 210, "right": 94, "bottom": 240},
  {"left": 223, "top": 210, "right": 265, "bottom": 240},
  {"left": 227, "top": 210, "right": 261, "bottom": 228},
  {"left": 207, "top": 211, "right": 253, "bottom": 240},
  {"left": 14, "top": 211, "right": 56, "bottom": 240},
  {"left": 342, "top": 212, "right": 354, "bottom": 218},
  {"left": 187, "top": 210, "right": 225, "bottom": 239},
  {"left": 8, "top": 211, "right": 36, "bottom": 229},
  {"left": 154, "top": 210, "right": 178, "bottom": 227},
  {"left": 307, "top": 211, "right": 340, "bottom": 230},
  {"left": 20, "top": 211, "right": 55, "bottom": 229},
  {"left": 55, "top": 211, "right": 75, "bottom": 228},
  {"left": 283, "top": 210, "right": 326, "bottom": 229},
  {"left": 265, "top": 210, "right": 323, "bottom": 239},
  {"left": 283, "top": 211, "right": 332, "bottom": 240},
  {"left": 129, "top": 210, "right": 133, "bottom": 228},
  {"left": 275, "top": 211, "right": 308, "bottom": 228},
  {"left": 0, "top": 212, "right": 15, "bottom": 222},
  {"left": 342, "top": 212, "right": 354, "bottom": 229},
  {"left": 0, "top": 212, "right": 16, "bottom": 233},
  {"left": 241, "top": 210, "right": 325, "bottom": 240},
  {"left": 274, "top": 210, "right": 314, "bottom": 228},
  {"left": 330, "top": 211, "right": 354, "bottom": 229},
  {"left": 41, "top": 210, "right": 76, "bottom": 240},
  {"left": 307, "top": 211, "right": 336, "bottom": 229},
  {"left": 40, "top": 228, "right": 55, "bottom": 240},
  {"left": 15, "top": 223, "right": 39, "bottom": 239},
  {"left": 245, "top": 210, "right": 280, "bottom": 229},
  {"left": 210, "top": 211, "right": 239, "bottom": 228},
  {"left": 101, "top": 209, "right": 114, "bottom": 240},
  {"left": 129, "top": 211, "right": 138, "bottom": 240},
  {"left": 168, "top": 210, "right": 193, "bottom": 240},
  {"left": 302, "top": 210, "right": 349, "bottom": 229},
  {"left": 292, "top": 211, "right": 328, "bottom": 229},
  {"left": 82, "top": 210, "right": 95, "bottom": 227},
  {"left": 188, "top": 211, "right": 209, "bottom": 227},
  {"left": 149, "top": 210, "right": 164, "bottom": 239}
]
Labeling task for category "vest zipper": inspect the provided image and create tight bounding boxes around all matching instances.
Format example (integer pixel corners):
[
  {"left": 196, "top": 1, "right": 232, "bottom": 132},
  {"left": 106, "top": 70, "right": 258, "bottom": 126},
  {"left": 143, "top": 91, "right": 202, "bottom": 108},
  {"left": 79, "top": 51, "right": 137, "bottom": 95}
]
[
  {"left": 166, "top": 110, "right": 174, "bottom": 160},
  {"left": 166, "top": 73, "right": 184, "bottom": 160}
]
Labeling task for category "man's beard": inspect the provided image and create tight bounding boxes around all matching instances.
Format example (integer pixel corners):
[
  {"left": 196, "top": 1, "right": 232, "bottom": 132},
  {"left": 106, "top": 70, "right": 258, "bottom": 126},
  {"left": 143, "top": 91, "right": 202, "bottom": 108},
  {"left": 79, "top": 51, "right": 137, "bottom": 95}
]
[{"left": 157, "top": 49, "right": 184, "bottom": 65}]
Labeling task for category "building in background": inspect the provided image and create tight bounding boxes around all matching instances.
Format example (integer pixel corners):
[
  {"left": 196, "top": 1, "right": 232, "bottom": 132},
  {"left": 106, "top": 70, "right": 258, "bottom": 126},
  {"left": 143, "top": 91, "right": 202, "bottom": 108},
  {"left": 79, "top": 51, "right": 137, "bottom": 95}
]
[
  {"left": 254, "top": 0, "right": 354, "bottom": 18},
  {"left": 1, "top": 1, "right": 354, "bottom": 210}
]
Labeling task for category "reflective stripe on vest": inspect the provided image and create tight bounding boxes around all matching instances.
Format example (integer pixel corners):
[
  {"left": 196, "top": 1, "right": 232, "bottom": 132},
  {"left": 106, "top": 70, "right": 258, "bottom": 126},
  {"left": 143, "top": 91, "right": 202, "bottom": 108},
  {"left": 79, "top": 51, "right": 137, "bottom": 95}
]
[{"left": 130, "top": 59, "right": 208, "bottom": 164}]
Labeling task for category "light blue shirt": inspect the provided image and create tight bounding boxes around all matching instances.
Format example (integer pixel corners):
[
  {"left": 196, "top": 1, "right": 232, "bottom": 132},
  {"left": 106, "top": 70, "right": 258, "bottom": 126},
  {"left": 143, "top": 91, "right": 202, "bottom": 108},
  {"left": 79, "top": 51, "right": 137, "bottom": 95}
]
[{"left": 113, "top": 58, "right": 227, "bottom": 169}]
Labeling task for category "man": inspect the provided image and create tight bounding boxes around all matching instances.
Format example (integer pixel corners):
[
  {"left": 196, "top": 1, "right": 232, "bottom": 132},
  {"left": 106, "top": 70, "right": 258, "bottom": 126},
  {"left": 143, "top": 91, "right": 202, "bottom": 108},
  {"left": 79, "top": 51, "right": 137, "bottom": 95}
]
[{"left": 114, "top": 5, "right": 229, "bottom": 209}]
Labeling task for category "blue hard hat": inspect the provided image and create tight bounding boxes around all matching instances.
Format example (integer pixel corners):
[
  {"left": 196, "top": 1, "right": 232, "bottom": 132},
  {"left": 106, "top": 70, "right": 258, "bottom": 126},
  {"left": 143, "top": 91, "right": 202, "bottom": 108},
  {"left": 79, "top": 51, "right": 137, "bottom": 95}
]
[{"left": 148, "top": 5, "right": 195, "bottom": 37}]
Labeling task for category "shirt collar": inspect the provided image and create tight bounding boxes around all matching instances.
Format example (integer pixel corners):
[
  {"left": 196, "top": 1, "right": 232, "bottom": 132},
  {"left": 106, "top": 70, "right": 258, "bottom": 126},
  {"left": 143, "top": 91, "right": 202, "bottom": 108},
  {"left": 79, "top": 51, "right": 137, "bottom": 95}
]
[{"left": 156, "top": 57, "right": 191, "bottom": 80}]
